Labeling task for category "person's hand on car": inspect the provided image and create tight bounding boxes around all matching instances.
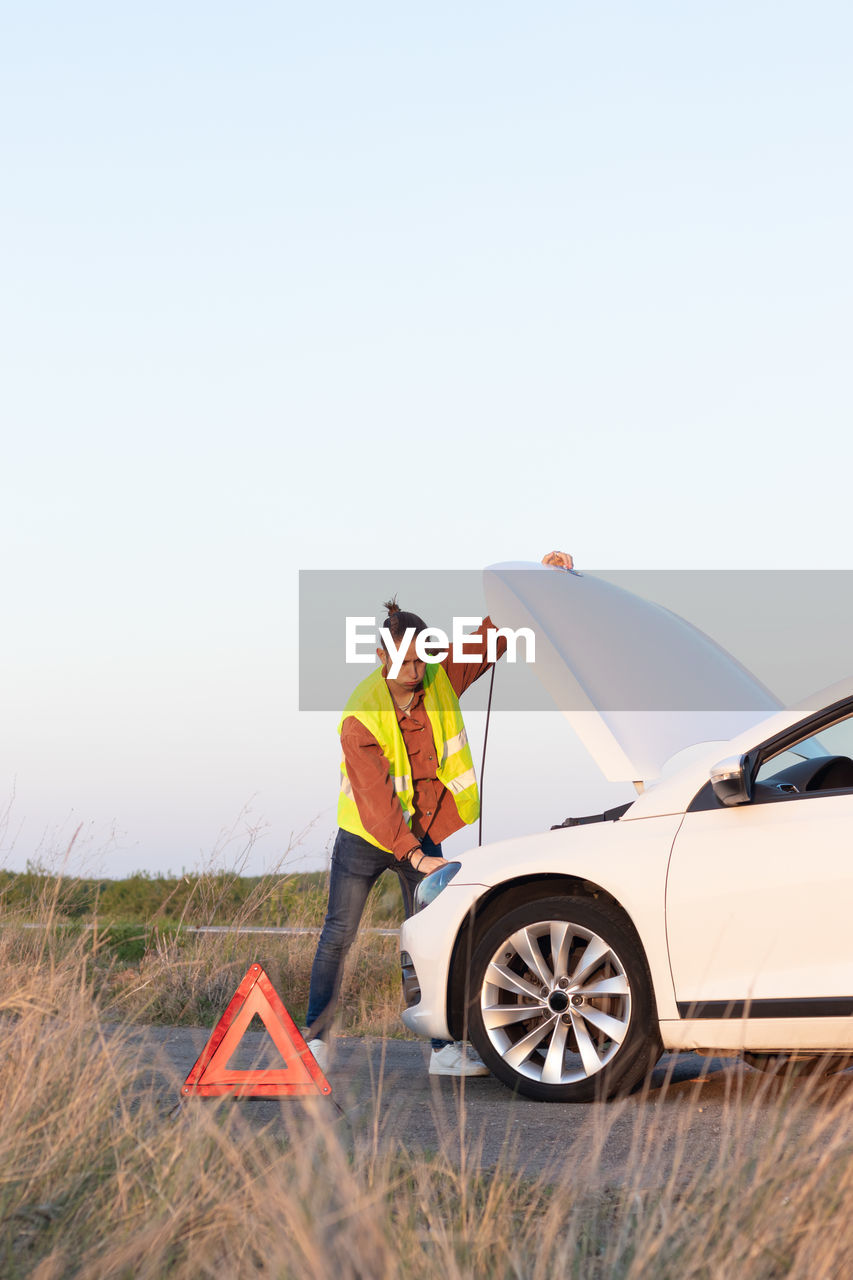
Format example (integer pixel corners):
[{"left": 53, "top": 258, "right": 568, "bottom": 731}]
[{"left": 411, "top": 853, "right": 447, "bottom": 875}]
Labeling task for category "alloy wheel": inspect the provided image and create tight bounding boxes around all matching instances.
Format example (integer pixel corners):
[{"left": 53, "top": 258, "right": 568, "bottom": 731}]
[{"left": 480, "top": 918, "right": 633, "bottom": 1085}]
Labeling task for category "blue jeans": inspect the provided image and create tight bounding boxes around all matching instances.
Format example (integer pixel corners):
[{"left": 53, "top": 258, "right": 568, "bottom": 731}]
[{"left": 306, "top": 828, "right": 449, "bottom": 1050}]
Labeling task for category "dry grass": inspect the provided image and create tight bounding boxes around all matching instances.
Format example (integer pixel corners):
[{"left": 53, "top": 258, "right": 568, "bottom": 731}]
[
  {"left": 102, "top": 923, "right": 405, "bottom": 1037},
  {"left": 0, "top": 859, "right": 405, "bottom": 1037},
  {"left": 2, "top": 905, "right": 853, "bottom": 1277}
]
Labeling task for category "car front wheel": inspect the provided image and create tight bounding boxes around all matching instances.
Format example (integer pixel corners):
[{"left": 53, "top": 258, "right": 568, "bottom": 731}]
[{"left": 467, "top": 895, "right": 662, "bottom": 1102}]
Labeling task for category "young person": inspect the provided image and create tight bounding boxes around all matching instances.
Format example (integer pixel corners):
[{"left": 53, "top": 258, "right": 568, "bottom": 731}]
[{"left": 306, "top": 550, "right": 574, "bottom": 1075}]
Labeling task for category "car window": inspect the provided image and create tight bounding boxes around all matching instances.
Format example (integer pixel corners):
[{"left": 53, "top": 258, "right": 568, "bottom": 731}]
[{"left": 755, "top": 712, "right": 853, "bottom": 785}]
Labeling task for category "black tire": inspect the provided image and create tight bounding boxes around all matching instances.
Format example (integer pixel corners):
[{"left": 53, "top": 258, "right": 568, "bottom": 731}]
[{"left": 466, "top": 895, "right": 662, "bottom": 1102}]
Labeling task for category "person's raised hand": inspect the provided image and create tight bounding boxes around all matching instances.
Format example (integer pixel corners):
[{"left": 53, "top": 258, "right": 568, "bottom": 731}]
[{"left": 542, "top": 550, "right": 574, "bottom": 571}]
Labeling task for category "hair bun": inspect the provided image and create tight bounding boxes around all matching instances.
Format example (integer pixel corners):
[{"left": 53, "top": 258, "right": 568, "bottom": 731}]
[{"left": 378, "top": 597, "right": 428, "bottom": 650}]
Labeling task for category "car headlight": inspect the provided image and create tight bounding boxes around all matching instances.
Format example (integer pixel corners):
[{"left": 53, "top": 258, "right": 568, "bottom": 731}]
[{"left": 413, "top": 860, "right": 462, "bottom": 912}]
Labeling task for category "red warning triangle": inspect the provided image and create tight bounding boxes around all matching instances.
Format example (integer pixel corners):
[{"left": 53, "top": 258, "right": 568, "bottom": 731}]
[{"left": 182, "top": 963, "right": 332, "bottom": 1098}]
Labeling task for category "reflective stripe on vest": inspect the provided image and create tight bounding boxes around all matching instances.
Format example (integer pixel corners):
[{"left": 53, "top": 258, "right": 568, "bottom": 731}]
[
  {"left": 444, "top": 767, "right": 477, "bottom": 796},
  {"left": 440, "top": 726, "right": 468, "bottom": 765},
  {"left": 337, "top": 663, "right": 479, "bottom": 853}
]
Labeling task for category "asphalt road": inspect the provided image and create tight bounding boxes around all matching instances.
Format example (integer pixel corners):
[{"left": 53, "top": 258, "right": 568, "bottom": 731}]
[{"left": 132, "top": 1027, "right": 852, "bottom": 1187}]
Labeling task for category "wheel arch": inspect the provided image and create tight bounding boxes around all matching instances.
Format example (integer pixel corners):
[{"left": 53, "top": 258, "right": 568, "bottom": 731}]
[{"left": 446, "top": 873, "right": 649, "bottom": 1041}]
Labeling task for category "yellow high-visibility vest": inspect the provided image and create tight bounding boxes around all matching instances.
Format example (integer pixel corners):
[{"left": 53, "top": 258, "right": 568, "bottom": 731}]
[{"left": 337, "top": 663, "right": 479, "bottom": 852}]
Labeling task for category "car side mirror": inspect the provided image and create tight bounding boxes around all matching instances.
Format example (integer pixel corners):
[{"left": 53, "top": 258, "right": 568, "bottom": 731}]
[{"left": 710, "top": 753, "right": 754, "bottom": 807}]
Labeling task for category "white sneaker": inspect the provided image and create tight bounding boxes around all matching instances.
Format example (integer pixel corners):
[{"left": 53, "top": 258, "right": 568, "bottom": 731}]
[
  {"left": 307, "top": 1037, "right": 328, "bottom": 1073},
  {"left": 429, "top": 1042, "right": 490, "bottom": 1077}
]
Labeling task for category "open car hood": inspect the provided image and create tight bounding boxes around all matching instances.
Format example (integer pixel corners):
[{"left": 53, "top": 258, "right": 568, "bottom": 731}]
[{"left": 483, "top": 562, "right": 783, "bottom": 783}]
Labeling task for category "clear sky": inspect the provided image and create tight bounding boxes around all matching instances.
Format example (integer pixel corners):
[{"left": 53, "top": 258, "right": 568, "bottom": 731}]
[{"left": 3, "top": 2, "right": 852, "bottom": 878}]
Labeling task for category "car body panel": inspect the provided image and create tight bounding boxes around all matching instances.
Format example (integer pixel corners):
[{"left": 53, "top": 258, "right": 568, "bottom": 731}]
[
  {"left": 662, "top": 1016, "right": 853, "bottom": 1053},
  {"left": 400, "top": 815, "right": 685, "bottom": 1041},
  {"left": 484, "top": 562, "right": 782, "bottom": 783},
  {"left": 666, "top": 792, "right": 853, "bottom": 1007},
  {"left": 400, "top": 879, "right": 484, "bottom": 1043}
]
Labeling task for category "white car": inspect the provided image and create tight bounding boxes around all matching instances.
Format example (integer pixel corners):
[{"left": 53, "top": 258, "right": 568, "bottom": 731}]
[{"left": 400, "top": 563, "right": 853, "bottom": 1102}]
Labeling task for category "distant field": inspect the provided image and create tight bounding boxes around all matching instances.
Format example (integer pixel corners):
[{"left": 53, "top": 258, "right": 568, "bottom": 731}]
[
  {"left": 0, "top": 865, "right": 405, "bottom": 928},
  {"left": 0, "top": 867, "right": 405, "bottom": 1034}
]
